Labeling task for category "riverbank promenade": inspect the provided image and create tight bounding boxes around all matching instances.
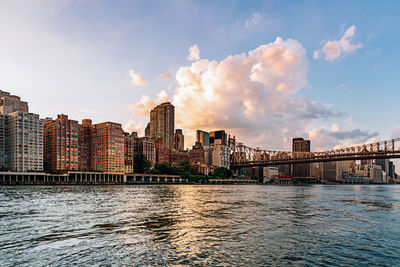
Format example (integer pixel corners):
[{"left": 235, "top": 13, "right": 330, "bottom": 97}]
[{"left": 0, "top": 172, "right": 187, "bottom": 185}]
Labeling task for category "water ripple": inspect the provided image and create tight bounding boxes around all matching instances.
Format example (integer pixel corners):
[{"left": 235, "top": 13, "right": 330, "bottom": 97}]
[{"left": 0, "top": 184, "right": 400, "bottom": 266}]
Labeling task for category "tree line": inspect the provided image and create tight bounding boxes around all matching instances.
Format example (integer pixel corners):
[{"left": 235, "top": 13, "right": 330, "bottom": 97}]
[{"left": 133, "top": 154, "right": 233, "bottom": 181}]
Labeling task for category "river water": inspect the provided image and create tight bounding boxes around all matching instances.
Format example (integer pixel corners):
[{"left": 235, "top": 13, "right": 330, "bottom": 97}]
[{"left": 1, "top": 185, "right": 399, "bottom": 266}]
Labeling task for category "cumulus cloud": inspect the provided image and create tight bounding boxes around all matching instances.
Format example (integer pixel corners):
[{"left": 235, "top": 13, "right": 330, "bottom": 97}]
[
  {"left": 186, "top": 44, "right": 200, "bottom": 61},
  {"left": 124, "top": 119, "right": 144, "bottom": 136},
  {"left": 314, "top": 25, "right": 362, "bottom": 61},
  {"left": 132, "top": 37, "right": 344, "bottom": 149},
  {"left": 129, "top": 90, "right": 169, "bottom": 116},
  {"left": 129, "top": 69, "right": 146, "bottom": 86},
  {"left": 159, "top": 72, "right": 171, "bottom": 78},
  {"left": 130, "top": 37, "right": 376, "bottom": 150}
]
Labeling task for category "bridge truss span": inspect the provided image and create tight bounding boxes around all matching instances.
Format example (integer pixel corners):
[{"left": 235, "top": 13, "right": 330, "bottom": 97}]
[{"left": 229, "top": 138, "right": 400, "bottom": 168}]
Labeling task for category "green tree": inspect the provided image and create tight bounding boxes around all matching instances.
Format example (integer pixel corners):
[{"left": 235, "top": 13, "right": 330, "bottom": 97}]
[
  {"left": 179, "top": 160, "right": 194, "bottom": 175},
  {"left": 214, "top": 167, "right": 233, "bottom": 178},
  {"left": 134, "top": 154, "right": 151, "bottom": 174},
  {"left": 152, "top": 162, "right": 180, "bottom": 175}
]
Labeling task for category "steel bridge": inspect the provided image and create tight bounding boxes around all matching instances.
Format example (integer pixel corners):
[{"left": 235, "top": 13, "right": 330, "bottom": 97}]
[{"left": 229, "top": 138, "right": 400, "bottom": 168}]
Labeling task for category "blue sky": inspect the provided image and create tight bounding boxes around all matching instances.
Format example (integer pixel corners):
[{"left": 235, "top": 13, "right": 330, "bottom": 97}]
[{"left": 0, "top": 0, "right": 399, "bottom": 150}]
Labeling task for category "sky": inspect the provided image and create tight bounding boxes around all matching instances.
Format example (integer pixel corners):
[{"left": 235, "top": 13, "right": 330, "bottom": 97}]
[{"left": 1, "top": 0, "right": 400, "bottom": 151}]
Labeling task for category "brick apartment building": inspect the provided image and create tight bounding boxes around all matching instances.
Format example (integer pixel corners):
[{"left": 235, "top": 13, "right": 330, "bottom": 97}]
[
  {"left": 44, "top": 114, "right": 80, "bottom": 172},
  {"left": 44, "top": 115, "right": 125, "bottom": 174},
  {"left": 91, "top": 122, "right": 124, "bottom": 174}
]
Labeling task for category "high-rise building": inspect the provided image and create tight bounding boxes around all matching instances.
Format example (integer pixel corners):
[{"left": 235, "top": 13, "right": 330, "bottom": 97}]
[
  {"left": 292, "top": 137, "right": 311, "bottom": 152},
  {"left": 292, "top": 137, "right": 311, "bottom": 177},
  {"left": 375, "top": 159, "right": 392, "bottom": 182},
  {"left": 79, "top": 119, "right": 93, "bottom": 171},
  {"left": 211, "top": 139, "right": 230, "bottom": 168},
  {"left": 0, "top": 90, "right": 29, "bottom": 115},
  {"left": 204, "top": 146, "right": 213, "bottom": 166},
  {"left": 196, "top": 130, "right": 210, "bottom": 146},
  {"left": 322, "top": 161, "right": 339, "bottom": 181},
  {"left": 209, "top": 130, "right": 227, "bottom": 146},
  {"left": 145, "top": 123, "right": 150, "bottom": 138},
  {"left": 174, "top": 129, "right": 184, "bottom": 151},
  {"left": 155, "top": 138, "right": 170, "bottom": 163},
  {"left": 91, "top": 122, "right": 124, "bottom": 174},
  {"left": 6, "top": 111, "right": 44, "bottom": 172},
  {"left": 189, "top": 142, "right": 205, "bottom": 164},
  {"left": 0, "top": 114, "right": 6, "bottom": 170},
  {"left": 124, "top": 132, "right": 135, "bottom": 174},
  {"left": 134, "top": 137, "right": 156, "bottom": 167},
  {"left": 44, "top": 114, "right": 80, "bottom": 172},
  {"left": 149, "top": 102, "right": 174, "bottom": 149}
]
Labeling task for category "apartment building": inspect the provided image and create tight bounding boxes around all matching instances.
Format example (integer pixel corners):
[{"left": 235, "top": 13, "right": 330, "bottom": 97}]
[
  {"left": 91, "top": 122, "right": 125, "bottom": 174},
  {"left": 6, "top": 111, "right": 44, "bottom": 172},
  {"left": 44, "top": 114, "right": 80, "bottom": 172},
  {"left": 124, "top": 132, "right": 135, "bottom": 174},
  {"left": 0, "top": 90, "right": 29, "bottom": 115},
  {"left": 148, "top": 102, "right": 174, "bottom": 149},
  {"left": 0, "top": 114, "right": 6, "bottom": 170}
]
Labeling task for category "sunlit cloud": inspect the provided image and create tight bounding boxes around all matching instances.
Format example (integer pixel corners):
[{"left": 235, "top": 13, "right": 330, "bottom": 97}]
[
  {"left": 124, "top": 119, "right": 144, "bottom": 136},
  {"left": 159, "top": 72, "right": 171, "bottom": 78},
  {"left": 129, "top": 90, "right": 169, "bottom": 116},
  {"left": 186, "top": 44, "right": 200, "bottom": 61},
  {"left": 132, "top": 37, "right": 349, "bottom": 149},
  {"left": 129, "top": 69, "right": 146, "bottom": 86},
  {"left": 314, "top": 25, "right": 362, "bottom": 61}
]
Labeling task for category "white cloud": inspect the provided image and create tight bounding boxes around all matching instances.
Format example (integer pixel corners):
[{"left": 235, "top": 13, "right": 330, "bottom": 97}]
[
  {"left": 130, "top": 37, "right": 377, "bottom": 150},
  {"left": 245, "top": 13, "right": 262, "bottom": 28},
  {"left": 159, "top": 72, "right": 171, "bottom": 78},
  {"left": 132, "top": 37, "right": 343, "bottom": 149},
  {"left": 124, "top": 119, "right": 144, "bottom": 136},
  {"left": 186, "top": 44, "right": 200, "bottom": 61},
  {"left": 129, "top": 70, "right": 146, "bottom": 86},
  {"left": 314, "top": 25, "right": 362, "bottom": 61},
  {"left": 129, "top": 90, "right": 169, "bottom": 116}
]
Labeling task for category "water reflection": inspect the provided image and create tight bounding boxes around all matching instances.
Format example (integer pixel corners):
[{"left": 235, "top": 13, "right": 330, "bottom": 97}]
[{"left": 0, "top": 185, "right": 400, "bottom": 266}]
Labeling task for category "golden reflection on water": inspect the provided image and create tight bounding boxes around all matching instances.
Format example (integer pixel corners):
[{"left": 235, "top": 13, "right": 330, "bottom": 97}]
[{"left": 2, "top": 185, "right": 400, "bottom": 266}]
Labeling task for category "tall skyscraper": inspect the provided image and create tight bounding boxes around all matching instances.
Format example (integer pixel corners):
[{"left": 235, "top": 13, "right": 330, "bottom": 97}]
[
  {"left": 91, "top": 122, "right": 125, "bottom": 174},
  {"left": 44, "top": 114, "right": 80, "bottom": 172},
  {"left": 174, "top": 129, "right": 184, "bottom": 151},
  {"left": 0, "top": 114, "right": 6, "bottom": 170},
  {"left": 196, "top": 130, "right": 210, "bottom": 146},
  {"left": 209, "top": 130, "right": 227, "bottom": 146},
  {"left": 292, "top": 137, "right": 311, "bottom": 177},
  {"left": 0, "top": 90, "right": 29, "bottom": 115},
  {"left": 149, "top": 102, "right": 175, "bottom": 149},
  {"left": 6, "top": 111, "right": 44, "bottom": 172}
]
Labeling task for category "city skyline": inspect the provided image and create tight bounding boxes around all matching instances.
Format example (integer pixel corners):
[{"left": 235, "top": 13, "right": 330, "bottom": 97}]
[{"left": 1, "top": 1, "right": 400, "bottom": 152}]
